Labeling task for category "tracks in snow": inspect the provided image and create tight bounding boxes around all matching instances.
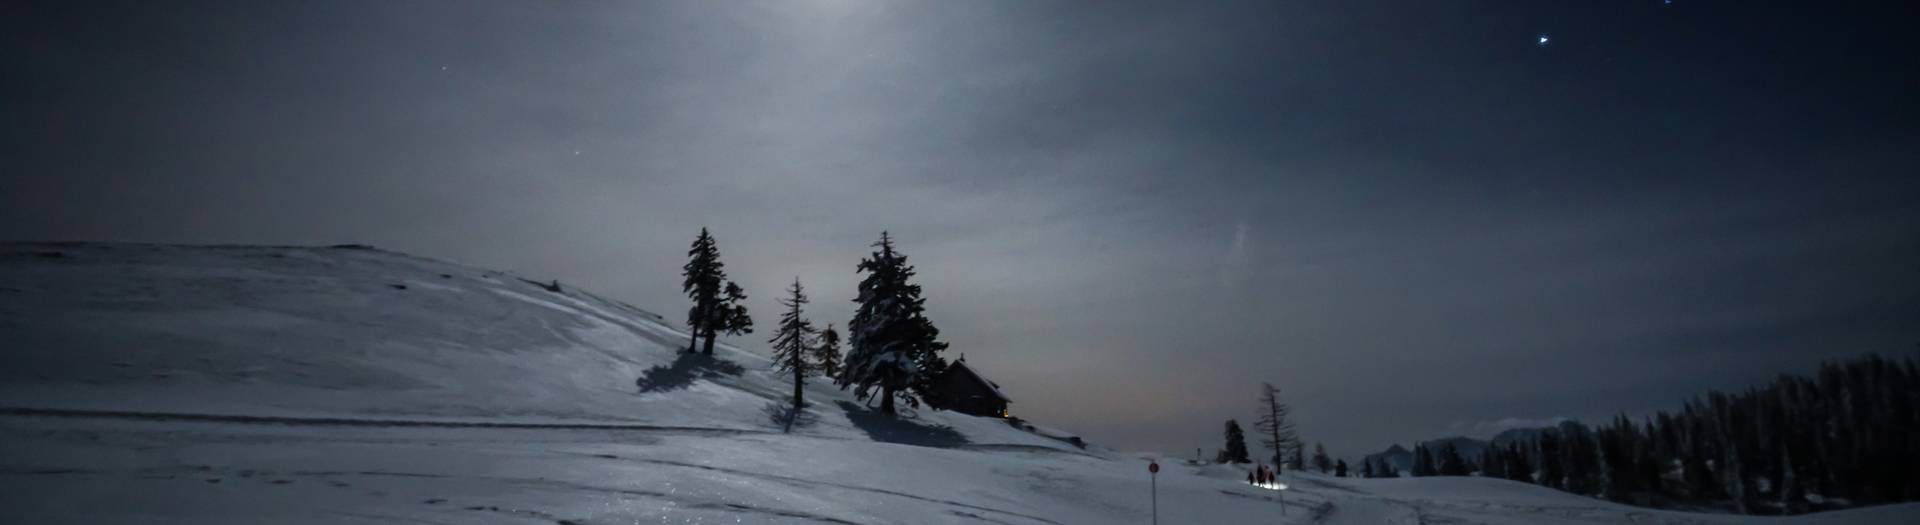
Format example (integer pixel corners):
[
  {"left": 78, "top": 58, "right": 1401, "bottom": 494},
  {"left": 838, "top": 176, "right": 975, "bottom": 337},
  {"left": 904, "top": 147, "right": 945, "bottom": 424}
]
[
  {"left": 572, "top": 451, "right": 1066, "bottom": 525},
  {"left": 1, "top": 406, "right": 1071, "bottom": 525}
]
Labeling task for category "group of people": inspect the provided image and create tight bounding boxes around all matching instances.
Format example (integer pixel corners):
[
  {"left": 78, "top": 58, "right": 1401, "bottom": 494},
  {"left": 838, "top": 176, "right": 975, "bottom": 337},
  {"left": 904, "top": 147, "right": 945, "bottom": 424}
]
[{"left": 1246, "top": 464, "right": 1278, "bottom": 486}]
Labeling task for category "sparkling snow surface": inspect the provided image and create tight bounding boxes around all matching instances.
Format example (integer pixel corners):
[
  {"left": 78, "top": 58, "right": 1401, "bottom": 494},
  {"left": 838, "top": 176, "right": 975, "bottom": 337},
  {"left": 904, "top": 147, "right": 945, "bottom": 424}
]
[{"left": 2, "top": 243, "right": 1913, "bottom": 524}]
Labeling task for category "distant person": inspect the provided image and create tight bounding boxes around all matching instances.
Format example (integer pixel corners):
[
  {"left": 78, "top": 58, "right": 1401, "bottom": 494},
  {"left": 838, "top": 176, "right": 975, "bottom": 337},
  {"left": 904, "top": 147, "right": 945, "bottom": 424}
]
[{"left": 1247, "top": 470, "right": 1256, "bottom": 485}]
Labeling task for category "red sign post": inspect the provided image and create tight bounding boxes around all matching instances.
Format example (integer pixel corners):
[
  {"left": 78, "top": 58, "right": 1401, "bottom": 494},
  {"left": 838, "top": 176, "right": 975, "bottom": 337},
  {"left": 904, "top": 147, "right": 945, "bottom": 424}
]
[{"left": 1148, "top": 461, "right": 1159, "bottom": 525}]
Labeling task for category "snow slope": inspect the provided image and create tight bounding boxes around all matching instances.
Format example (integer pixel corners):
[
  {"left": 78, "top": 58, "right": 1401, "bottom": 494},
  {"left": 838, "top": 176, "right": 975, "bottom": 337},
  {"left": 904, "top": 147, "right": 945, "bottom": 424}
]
[
  {"left": 0, "top": 242, "right": 1064, "bottom": 446},
  {"left": 2, "top": 243, "right": 1913, "bottom": 524}
]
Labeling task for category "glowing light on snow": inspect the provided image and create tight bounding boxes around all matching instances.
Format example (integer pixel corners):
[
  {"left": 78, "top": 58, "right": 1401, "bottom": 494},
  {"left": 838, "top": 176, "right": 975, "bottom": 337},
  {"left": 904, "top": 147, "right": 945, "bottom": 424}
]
[{"left": 1253, "top": 481, "right": 1288, "bottom": 491}]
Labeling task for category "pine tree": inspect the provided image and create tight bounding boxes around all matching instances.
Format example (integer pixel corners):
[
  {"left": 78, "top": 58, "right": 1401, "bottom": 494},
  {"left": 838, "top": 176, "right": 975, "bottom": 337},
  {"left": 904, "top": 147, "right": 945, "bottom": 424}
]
[
  {"left": 1362, "top": 459, "right": 1376, "bottom": 479},
  {"left": 1335, "top": 459, "right": 1349, "bottom": 477},
  {"left": 681, "top": 228, "right": 727, "bottom": 353},
  {"left": 1505, "top": 443, "right": 1533, "bottom": 483},
  {"left": 1537, "top": 432, "right": 1565, "bottom": 490},
  {"left": 1222, "top": 420, "right": 1252, "bottom": 464},
  {"left": 1479, "top": 448, "right": 1502, "bottom": 477},
  {"left": 813, "top": 323, "right": 843, "bottom": 381},
  {"left": 768, "top": 278, "right": 817, "bottom": 429},
  {"left": 1599, "top": 415, "right": 1640, "bottom": 502},
  {"left": 1564, "top": 427, "right": 1601, "bottom": 495},
  {"left": 1312, "top": 442, "right": 1333, "bottom": 473},
  {"left": 840, "top": 232, "right": 949, "bottom": 415},
  {"left": 1254, "top": 383, "right": 1299, "bottom": 469},
  {"left": 1412, "top": 444, "right": 1435, "bottom": 477},
  {"left": 712, "top": 280, "right": 753, "bottom": 353},
  {"left": 1681, "top": 414, "right": 1719, "bottom": 500},
  {"left": 1438, "top": 443, "right": 1470, "bottom": 476},
  {"left": 1290, "top": 444, "right": 1306, "bottom": 471}
]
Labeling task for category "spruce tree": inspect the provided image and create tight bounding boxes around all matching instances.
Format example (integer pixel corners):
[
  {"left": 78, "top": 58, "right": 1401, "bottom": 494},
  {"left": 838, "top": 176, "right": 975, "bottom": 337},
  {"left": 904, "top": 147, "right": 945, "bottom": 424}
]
[
  {"left": 769, "top": 278, "right": 818, "bottom": 428},
  {"left": 710, "top": 280, "right": 753, "bottom": 353},
  {"left": 1335, "top": 459, "right": 1349, "bottom": 478},
  {"left": 1480, "top": 447, "right": 1503, "bottom": 478},
  {"left": 1362, "top": 459, "right": 1376, "bottom": 478},
  {"left": 1254, "top": 383, "right": 1299, "bottom": 469},
  {"left": 1223, "top": 420, "right": 1252, "bottom": 464},
  {"left": 681, "top": 228, "right": 726, "bottom": 353},
  {"left": 1538, "top": 432, "right": 1565, "bottom": 490},
  {"left": 1438, "top": 443, "right": 1470, "bottom": 476},
  {"left": 1413, "top": 444, "right": 1435, "bottom": 477},
  {"left": 1505, "top": 443, "right": 1533, "bottom": 483},
  {"left": 840, "top": 232, "right": 949, "bottom": 415},
  {"left": 1312, "top": 442, "right": 1333, "bottom": 473},
  {"left": 1290, "top": 444, "right": 1306, "bottom": 471},
  {"left": 1564, "top": 428, "right": 1601, "bottom": 495},
  {"left": 813, "top": 323, "right": 843, "bottom": 381}
]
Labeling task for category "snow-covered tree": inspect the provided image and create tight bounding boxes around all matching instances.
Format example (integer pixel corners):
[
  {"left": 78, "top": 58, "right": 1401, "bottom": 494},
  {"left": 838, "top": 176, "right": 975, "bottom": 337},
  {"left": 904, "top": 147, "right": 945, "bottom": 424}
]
[
  {"left": 839, "top": 232, "right": 949, "bottom": 415},
  {"left": 1254, "top": 382, "right": 1299, "bottom": 470},
  {"left": 769, "top": 278, "right": 818, "bottom": 423},
  {"left": 813, "top": 323, "right": 843, "bottom": 381},
  {"left": 681, "top": 228, "right": 726, "bottom": 353}
]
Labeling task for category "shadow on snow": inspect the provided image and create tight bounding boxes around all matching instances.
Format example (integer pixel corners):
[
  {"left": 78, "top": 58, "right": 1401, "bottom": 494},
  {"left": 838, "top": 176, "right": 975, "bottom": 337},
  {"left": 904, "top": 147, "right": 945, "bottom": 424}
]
[
  {"left": 763, "top": 400, "right": 820, "bottom": 433},
  {"left": 835, "top": 400, "right": 968, "bottom": 448},
  {"left": 634, "top": 352, "right": 745, "bottom": 393}
]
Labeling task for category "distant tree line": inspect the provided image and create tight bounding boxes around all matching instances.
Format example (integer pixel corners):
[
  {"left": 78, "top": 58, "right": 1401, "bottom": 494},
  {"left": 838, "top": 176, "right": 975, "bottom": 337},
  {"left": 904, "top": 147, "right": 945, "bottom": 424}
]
[{"left": 1367, "top": 354, "right": 1919, "bottom": 515}]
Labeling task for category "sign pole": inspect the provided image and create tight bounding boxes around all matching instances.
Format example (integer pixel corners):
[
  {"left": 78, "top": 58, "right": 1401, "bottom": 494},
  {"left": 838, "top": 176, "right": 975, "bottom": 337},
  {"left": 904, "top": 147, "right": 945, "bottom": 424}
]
[{"left": 1148, "top": 461, "right": 1159, "bottom": 525}]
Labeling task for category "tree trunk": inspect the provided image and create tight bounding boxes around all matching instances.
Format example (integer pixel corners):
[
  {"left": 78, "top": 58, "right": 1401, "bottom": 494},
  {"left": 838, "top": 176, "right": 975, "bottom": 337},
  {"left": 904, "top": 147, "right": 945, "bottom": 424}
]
[
  {"left": 1727, "top": 445, "right": 1750, "bottom": 515},
  {"left": 686, "top": 322, "right": 699, "bottom": 353},
  {"left": 702, "top": 331, "right": 716, "bottom": 354},
  {"left": 879, "top": 386, "right": 896, "bottom": 415},
  {"left": 793, "top": 369, "right": 805, "bottom": 411}
]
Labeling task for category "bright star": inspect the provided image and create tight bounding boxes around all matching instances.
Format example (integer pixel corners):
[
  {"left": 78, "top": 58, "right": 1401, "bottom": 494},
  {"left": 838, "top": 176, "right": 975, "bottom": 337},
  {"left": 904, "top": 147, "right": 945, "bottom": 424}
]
[{"left": 1537, "top": 34, "right": 1550, "bottom": 47}]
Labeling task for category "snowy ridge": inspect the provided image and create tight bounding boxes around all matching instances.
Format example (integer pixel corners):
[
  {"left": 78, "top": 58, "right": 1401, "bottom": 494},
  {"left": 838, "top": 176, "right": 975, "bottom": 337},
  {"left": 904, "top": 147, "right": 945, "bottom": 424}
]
[
  {"left": 2, "top": 243, "right": 1914, "bottom": 524},
  {"left": 0, "top": 242, "right": 1072, "bottom": 449}
]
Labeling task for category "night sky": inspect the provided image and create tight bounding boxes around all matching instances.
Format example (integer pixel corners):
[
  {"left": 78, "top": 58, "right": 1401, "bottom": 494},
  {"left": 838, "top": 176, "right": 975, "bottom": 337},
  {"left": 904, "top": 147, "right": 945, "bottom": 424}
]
[{"left": 4, "top": 1, "right": 1917, "bottom": 459}]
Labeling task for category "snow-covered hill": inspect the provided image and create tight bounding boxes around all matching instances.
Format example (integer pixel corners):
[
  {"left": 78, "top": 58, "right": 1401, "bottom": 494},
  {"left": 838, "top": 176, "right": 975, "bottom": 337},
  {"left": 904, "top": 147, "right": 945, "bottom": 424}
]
[
  {"left": 2, "top": 243, "right": 1912, "bottom": 524},
  {"left": 0, "top": 242, "right": 1069, "bottom": 447}
]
